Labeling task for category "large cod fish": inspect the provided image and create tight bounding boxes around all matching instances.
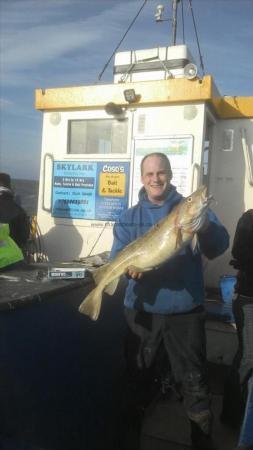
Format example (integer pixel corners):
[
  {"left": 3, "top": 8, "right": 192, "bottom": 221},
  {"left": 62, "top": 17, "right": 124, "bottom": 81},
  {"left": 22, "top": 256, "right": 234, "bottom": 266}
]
[{"left": 79, "top": 185, "right": 212, "bottom": 320}]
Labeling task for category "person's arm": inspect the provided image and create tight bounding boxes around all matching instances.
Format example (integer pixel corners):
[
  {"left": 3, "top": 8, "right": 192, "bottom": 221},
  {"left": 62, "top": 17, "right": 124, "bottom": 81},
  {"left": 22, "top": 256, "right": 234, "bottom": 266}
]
[
  {"left": 232, "top": 211, "right": 253, "bottom": 265},
  {"left": 197, "top": 209, "right": 230, "bottom": 259}
]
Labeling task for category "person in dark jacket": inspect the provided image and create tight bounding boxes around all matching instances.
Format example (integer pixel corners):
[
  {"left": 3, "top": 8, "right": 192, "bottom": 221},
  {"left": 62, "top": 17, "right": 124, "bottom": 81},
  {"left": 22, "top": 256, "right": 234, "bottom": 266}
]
[
  {"left": 0, "top": 173, "right": 30, "bottom": 270},
  {"left": 111, "top": 153, "right": 229, "bottom": 449},
  {"left": 221, "top": 209, "right": 253, "bottom": 448}
]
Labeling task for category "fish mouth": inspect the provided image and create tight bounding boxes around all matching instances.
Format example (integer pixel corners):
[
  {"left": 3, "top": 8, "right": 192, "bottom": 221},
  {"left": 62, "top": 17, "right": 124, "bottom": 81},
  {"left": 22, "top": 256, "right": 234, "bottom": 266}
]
[
  {"left": 195, "top": 194, "right": 214, "bottom": 225},
  {"left": 200, "top": 185, "right": 213, "bottom": 205},
  {"left": 203, "top": 194, "right": 213, "bottom": 208}
]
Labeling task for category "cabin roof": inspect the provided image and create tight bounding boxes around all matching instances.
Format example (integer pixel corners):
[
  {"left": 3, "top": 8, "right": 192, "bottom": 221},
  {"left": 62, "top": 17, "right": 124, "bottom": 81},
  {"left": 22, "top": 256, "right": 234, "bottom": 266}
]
[{"left": 35, "top": 75, "right": 253, "bottom": 119}]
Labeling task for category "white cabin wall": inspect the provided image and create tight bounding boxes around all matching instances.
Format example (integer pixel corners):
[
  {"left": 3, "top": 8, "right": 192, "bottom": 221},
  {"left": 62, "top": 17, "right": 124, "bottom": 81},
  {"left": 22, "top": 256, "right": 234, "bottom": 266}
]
[
  {"left": 37, "top": 110, "right": 132, "bottom": 261},
  {"left": 37, "top": 103, "right": 207, "bottom": 262},
  {"left": 132, "top": 104, "right": 204, "bottom": 138},
  {"left": 205, "top": 118, "right": 253, "bottom": 287},
  {"left": 131, "top": 103, "right": 206, "bottom": 191}
]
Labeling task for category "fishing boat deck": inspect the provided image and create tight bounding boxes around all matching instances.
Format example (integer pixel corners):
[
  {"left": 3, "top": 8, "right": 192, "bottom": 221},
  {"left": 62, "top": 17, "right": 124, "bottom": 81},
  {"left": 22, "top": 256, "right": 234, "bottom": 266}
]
[
  {"left": 141, "top": 302, "right": 239, "bottom": 449},
  {"left": 141, "top": 366, "right": 239, "bottom": 450},
  {"left": 0, "top": 262, "right": 240, "bottom": 450}
]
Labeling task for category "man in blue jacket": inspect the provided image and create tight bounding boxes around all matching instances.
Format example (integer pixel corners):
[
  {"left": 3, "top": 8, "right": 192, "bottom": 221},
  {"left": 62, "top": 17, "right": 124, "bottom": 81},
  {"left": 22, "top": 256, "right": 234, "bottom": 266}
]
[{"left": 111, "top": 153, "right": 229, "bottom": 449}]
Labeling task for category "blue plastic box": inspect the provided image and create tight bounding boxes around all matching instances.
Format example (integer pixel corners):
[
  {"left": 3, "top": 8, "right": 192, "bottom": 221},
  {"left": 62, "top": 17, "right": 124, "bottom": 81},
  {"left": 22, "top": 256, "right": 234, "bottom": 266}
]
[{"left": 220, "top": 275, "right": 237, "bottom": 304}]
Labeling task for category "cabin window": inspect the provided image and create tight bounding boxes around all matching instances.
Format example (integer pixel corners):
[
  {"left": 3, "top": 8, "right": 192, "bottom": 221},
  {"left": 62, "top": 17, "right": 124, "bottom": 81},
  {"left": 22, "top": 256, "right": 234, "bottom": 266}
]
[{"left": 68, "top": 119, "right": 128, "bottom": 154}]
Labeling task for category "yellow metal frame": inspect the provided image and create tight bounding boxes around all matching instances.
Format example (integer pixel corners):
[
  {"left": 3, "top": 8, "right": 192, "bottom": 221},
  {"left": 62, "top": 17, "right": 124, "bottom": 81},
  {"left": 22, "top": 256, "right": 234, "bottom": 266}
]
[
  {"left": 35, "top": 75, "right": 253, "bottom": 119},
  {"left": 212, "top": 96, "right": 253, "bottom": 119}
]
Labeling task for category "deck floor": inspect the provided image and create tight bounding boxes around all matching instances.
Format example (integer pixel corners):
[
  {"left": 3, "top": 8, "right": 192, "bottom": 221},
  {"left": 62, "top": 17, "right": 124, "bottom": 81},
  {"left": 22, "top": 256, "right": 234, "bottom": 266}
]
[
  {"left": 141, "top": 390, "right": 239, "bottom": 450},
  {"left": 0, "top": 267, "right": 242, "bottom": 450},
  {"left": 140, "top": 362, "right": 240, "bottom": 450}
]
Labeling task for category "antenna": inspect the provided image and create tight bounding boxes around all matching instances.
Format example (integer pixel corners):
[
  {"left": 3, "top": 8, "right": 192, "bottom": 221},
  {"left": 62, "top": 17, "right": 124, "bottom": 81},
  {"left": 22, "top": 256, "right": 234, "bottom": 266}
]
[
  {"left": 172, "top": 0, "right": 180, "bottom": 46},
  {"left": 154, "top": 0, "right": 180, "bottom": 46}
]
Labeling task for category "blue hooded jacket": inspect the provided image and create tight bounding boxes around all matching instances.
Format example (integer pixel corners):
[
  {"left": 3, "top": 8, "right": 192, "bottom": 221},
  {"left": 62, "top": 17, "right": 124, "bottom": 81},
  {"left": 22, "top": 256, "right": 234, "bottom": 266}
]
[{"left": 110, "top": 185, "right": 229, "bottom": 314}]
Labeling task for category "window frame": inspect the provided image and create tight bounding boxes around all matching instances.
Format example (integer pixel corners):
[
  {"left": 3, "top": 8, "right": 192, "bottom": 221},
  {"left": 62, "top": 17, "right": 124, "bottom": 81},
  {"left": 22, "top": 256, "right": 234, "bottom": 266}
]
[{"left": 67, "top": 117, "right": 129, "bottom": 156}]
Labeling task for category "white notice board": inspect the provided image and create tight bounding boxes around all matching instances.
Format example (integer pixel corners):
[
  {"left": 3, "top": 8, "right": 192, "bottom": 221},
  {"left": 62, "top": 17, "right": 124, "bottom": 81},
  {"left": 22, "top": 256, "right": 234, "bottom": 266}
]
[{"left": 131, "top": 136, "right": 193, "bottom": 206}]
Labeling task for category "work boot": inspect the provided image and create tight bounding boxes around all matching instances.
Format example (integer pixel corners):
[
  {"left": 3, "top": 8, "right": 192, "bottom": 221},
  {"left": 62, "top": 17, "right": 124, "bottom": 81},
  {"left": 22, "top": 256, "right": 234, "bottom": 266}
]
[
  {"left": 188, "top": 410, "right": 215, "bottom": 449},
  {"left": 188, "top": 409, "right": 213, "bottom": 435},
  {"left": 190, "top": 422, "right": 216, "bottom": 449}
]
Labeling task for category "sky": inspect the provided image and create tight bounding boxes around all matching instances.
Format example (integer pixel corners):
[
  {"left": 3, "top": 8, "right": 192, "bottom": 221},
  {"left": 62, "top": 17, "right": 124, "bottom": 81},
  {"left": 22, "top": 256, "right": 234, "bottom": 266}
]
[{"left": 0, "top": 0, "right": 253, "bottom": 180}]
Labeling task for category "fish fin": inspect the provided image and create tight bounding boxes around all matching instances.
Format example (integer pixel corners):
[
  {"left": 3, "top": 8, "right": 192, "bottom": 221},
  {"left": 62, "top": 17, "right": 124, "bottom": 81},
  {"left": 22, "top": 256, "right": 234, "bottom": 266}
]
[
  {"left": 175, "top": 227, "right": 183, "bottom": 249},
  {"left": 191, "top": 234, "right": 198, "bottom": 252},
  {"left": 92, "top": 263, "right": 110, "bottom": 286},
  {"left": 78, "top": 287, "right": 102, "bottom": 321},
  {"left": 127, "top": 265, "right": 143, "bottom": 272},
  {"left": 104, "top": 277, "right": 120, "bottom": 296}
]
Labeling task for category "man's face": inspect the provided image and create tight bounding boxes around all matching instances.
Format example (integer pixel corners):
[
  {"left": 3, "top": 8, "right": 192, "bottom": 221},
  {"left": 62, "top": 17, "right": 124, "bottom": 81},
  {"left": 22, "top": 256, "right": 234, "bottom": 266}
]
[{"left": 141, "top": 155, "right": 172, "bottom": 204}]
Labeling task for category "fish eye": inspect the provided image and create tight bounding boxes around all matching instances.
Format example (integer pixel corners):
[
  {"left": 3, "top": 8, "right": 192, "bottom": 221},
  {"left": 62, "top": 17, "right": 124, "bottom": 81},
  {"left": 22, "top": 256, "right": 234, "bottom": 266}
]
[{"left": 187, "top": 196, "right": 192, "bottom": 202}]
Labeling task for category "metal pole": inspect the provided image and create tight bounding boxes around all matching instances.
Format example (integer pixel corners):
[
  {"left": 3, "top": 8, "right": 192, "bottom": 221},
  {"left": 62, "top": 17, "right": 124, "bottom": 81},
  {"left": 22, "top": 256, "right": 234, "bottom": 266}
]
[{"left": 171, "top": 0, "right": 180, "bottom": 45}]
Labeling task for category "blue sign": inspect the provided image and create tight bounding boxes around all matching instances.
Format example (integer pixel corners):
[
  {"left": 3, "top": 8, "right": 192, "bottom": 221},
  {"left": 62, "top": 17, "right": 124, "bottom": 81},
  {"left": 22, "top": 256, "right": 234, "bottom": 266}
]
[{"left": 52, "top": 161, "right": 129, "bottom": 221}]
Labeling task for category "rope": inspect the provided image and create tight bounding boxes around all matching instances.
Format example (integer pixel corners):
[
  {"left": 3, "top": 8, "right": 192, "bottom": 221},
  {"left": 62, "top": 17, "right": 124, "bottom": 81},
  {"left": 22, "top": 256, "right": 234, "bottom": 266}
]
[
  {"left": 24, "top": 215, "right": 49, "bottom": 263},
  {"left": 97, "top": 0, "right": 148, "bottom": 81},
  {"left": 188, "top": 0, "right": 205, "bottom": 76},
  {"left": 181, "top": 0, "right": 185, "bottom": 43},
  {"left": 87, "top": 222, "right": 110, "bottom": 257}
]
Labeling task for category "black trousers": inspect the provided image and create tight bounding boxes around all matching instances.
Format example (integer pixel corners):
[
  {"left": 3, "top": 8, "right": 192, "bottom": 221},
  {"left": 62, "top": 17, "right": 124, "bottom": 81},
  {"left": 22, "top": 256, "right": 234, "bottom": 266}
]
[
  {"left": 124, "top": 306, "right": 210, "bottom": 414},
  {"left": 116, "top": 306, "right": 210, "bottom": 450},
  {"left": 233, "top": 295, "right": 253, "bottom": 385},
  {"left": 222, "top": 294, "right": 253, "bottom": 427}
]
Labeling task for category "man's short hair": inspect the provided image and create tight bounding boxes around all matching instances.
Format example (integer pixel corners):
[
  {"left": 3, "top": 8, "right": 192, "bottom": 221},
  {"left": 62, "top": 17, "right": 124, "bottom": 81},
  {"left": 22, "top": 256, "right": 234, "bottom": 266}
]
[{"left": 140, "top": 152, "right": 172, "bottom": 176}]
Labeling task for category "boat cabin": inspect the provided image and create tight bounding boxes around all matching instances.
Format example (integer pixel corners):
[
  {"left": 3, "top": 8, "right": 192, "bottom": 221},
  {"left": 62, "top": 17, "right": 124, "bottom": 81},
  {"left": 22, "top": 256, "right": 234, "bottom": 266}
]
[{"left": 35, "top": 43, "right": 253, "bottom": 290}]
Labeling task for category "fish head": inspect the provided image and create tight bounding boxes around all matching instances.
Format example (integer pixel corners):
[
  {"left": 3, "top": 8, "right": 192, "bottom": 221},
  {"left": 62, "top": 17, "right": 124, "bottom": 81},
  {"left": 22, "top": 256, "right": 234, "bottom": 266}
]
[{"left": 177, "top": 185, "right": 213, "bottom": 233}]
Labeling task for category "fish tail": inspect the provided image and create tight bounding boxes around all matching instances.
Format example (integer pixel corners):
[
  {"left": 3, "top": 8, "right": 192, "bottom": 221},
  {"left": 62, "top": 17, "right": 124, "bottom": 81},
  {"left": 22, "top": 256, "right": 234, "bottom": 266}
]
[{"left": 78, "top": 286, "right": 103, "bottom": 321}]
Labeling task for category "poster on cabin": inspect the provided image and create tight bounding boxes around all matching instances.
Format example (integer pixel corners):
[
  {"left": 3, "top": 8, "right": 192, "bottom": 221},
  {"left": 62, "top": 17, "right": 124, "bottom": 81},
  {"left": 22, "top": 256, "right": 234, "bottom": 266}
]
[
  {"left": 131, "top": 136, "right": 193, "bottom": 206},
  {"left": 52, "top": 161, "right": 129, "bottom": 221}
]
